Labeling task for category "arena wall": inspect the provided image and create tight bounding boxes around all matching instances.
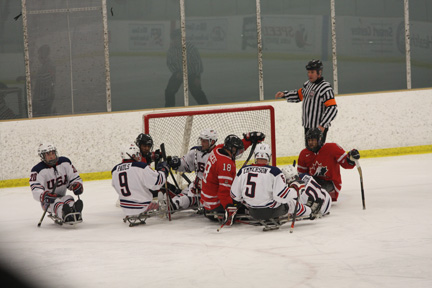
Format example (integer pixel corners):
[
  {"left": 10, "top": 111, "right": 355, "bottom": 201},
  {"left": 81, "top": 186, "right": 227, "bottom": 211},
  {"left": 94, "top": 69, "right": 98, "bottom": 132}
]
[{"left": 1, "top": 88, "right": 431, "bottom": 186}]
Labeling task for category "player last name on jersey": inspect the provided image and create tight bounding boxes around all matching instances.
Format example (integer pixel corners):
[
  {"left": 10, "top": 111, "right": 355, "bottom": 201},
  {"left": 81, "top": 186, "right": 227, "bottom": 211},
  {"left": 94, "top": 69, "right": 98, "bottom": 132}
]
[
  {"left": 116, "top": 163, "right": 132, "bottom": 171},
  {"left": 241, "top": 166, "right": 269, "bottom": 174}
]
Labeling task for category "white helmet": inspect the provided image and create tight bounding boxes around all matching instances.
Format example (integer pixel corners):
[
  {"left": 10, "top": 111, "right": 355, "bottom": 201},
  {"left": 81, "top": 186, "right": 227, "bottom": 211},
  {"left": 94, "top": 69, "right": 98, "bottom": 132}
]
[
  {"left": 38, "top": 143, "right": 58, "bottom": 166},
  {"left": 282, "top": 165, "right": 299, "bottom": 184},
  {"left": 121, "top": 143, "right": 141, "bottom": 161},
  {"left": 254, "top": 143, "right": 271, "bottom": 162},
  {"left": 198, "top": 129, "right": 218, "bottom": 151}
]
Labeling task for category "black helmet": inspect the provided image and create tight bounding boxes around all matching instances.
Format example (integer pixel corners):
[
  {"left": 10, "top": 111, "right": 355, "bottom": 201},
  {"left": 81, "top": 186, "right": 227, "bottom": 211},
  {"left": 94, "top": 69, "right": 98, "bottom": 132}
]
[
  {"left": 306, "top": 59, "right": 323, "bottom": 71},
  {"left": 223, "top": 135, "right": 245, "bottom": 160},
  {"left": 135, "top": 133, "right": 153, "bottom": 149},
  {"left": 305, "top": 128, "right": 323, "bottom": 152}
]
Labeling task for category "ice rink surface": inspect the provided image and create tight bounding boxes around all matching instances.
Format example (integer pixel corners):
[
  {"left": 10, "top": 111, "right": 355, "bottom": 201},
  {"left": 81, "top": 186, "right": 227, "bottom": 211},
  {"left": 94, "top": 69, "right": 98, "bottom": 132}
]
[{"left": 1, "top": 154, "right": 432, "bottom": 288}]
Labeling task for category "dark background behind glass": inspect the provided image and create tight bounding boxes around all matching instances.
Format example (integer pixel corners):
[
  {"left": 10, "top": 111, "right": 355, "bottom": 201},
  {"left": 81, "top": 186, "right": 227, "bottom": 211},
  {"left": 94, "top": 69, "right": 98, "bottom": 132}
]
[{"left": 0, "top": 0, "right": 430, "bottom": 119}]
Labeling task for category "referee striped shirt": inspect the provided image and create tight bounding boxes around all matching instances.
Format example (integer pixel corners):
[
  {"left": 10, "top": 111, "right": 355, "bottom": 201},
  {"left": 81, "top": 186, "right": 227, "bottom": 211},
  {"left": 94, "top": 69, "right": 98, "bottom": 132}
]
[
  {"left": 283, "top": 77, "right": 337, "bottom": 128},
  {"left": 166, "top": 42, "right": 203, "bottom": 75}
]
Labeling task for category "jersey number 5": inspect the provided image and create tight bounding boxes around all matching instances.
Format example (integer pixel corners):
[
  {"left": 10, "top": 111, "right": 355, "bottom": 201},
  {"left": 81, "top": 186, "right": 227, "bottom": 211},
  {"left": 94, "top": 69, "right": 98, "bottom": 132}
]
[
  {"left": 119, "top": 172, "right": 131, "bottom": 197},
  {"left": 245, "top": 173, "right": 258, "bottom": 198}
]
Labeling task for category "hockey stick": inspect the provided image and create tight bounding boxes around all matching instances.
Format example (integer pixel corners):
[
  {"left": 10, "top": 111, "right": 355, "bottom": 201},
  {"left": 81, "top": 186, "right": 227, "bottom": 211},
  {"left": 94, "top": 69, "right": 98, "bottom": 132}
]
[
  {"left": 180, "top": 172, "right": 191, "bottom": 185},
  {"left": 159, "top": 143, "right": 172, "bottom": 221},
  {"left": 354, "top": 159, "right": 366, "bottom": 210},
  {"left": 290, "top": 160, "right": 299, "bottom": 233},
  {"left": 37, "top": 179, "right": 58, "bottom": 227},
  {"left": 160, "top": 143, "right": 180, "bottom": 190},
  {"left": 241, "top": 141, "right": 257, "bottom": 168},
  {"left": 217, "top": 208, "right": 238, "bottom": 232}
]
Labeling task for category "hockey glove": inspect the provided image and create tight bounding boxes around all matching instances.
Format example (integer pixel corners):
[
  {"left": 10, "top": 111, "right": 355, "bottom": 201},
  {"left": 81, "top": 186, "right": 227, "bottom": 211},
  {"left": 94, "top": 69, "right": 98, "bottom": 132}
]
[
  {"left": 152, "top": 149, "right": 162, "bottom": 163},
  {"left": 306, "top": 196, "right": 324, "bottom": 220},
  {"left": 223, "top": 204, "right": 238, "bottom": 227},
  {"left": 348, "top": 149, "right": 360, "bottom": 161},
  {"left": 289, "top": 180, "right": 305, "bottom": 194},
  {"left": 41, "top": 191, "right": 57, "bottom": 204},
  {"left": 70, "top": 182, "right": 83, "bottom": 195},
  {"left": 156, "top": 161, "right": 169, "bottom": 178},
  {"left": 243, "top": 132, "right": 265, "bottom": 144},
  {"left": 167, "top": 156, "right": 181, "bottom": 170}
]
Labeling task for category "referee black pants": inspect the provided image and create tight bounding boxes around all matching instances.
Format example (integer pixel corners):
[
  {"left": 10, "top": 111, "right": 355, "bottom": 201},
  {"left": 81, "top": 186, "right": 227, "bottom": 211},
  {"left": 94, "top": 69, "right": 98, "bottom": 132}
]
[{"left": 165, "top": 73, "right": 209, "bottom": 107}]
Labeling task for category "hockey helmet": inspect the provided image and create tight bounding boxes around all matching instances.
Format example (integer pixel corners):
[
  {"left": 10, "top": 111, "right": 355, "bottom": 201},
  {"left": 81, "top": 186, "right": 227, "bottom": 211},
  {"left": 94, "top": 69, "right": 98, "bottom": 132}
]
[
  {"left": 135, "top": 133, "right": 153, "bottom": 150},
  {"left": 306, "top": 128, "right": 323, "bottom": 153},
  {"left": 223, "top": 134, "right": 245, "bottom": 160},
  {"left": 121, "top": 143, "right": 141, "bottom": 161},
  {"left": 38, "top": 143, "right": 58, "bottom": 166},
  {"left": 198, "top": 129, "right": 218, "bottom": 152},
  {"left": 306, "top": 59, "right": 323, "bottom": 72},
  {"left": 282, "top": 165, "right": 299, "bottom": 184},
  {"left": 254, "top": 143, "right": 271, "bottom": 163}
]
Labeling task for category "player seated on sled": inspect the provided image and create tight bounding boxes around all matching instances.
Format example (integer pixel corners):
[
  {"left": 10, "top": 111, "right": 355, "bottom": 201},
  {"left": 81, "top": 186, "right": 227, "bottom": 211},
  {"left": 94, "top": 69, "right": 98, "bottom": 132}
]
[{"left": 230, "top": 143, "right": 323, "bottom": 224}]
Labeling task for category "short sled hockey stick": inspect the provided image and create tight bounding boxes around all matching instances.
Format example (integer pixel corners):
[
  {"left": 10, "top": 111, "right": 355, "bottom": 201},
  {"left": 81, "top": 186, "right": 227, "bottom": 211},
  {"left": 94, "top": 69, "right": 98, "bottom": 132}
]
[
  {"left": 37, "top": 179, "right": 58, "bottom": 227},
  {"left": 289, "top": 160, "right": 299, "bottom": 233},
  {"left": 160, "top": 143, "right": 180, "bottom": 190},
  {"left": 242, "top": 141, "right": 258, "bottom": 168},
  {"left": 354, "top": 159, "right": 366, "bottom": 210},
  {"left": 160, "top": 143, "right": 172, "bottom": 221}
]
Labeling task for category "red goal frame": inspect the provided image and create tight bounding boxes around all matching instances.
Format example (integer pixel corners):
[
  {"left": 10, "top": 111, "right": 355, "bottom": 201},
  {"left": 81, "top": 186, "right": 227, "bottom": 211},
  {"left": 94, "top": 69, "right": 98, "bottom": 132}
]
[{"left": 144, "top": 105, "right": 276, "bottom": 165}]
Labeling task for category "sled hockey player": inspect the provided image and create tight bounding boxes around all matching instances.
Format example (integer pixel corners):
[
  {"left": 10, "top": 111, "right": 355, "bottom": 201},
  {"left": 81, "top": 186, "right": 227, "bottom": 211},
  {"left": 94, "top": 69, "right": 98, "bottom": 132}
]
[
  {"left": 111, "top": 143, "right": 169, "bottom": 226},
  {"left": 230, "top": 143, "right": 321, "bottom": 230},
  {"left": 30, "top": 143, "right": 84, "bottom": 226},
  {"left": 282, "top": 165, "right": 332, "bottom": 217},
  {"left": 166, "top": 129, "right": 218, "bottom": 211},
  {"left": 201, "top": 132, "right": 265, "bottom": 226},
  {"left": 135, "top": 133, "right": 162, "bottom": 165},
  {"left": 297, "top": 128, "right": 360, "bottom": 202}
]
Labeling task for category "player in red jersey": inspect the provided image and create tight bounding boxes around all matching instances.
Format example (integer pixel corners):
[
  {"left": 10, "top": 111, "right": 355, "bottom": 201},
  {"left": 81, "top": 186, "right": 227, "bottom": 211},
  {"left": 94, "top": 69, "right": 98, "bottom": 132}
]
[
  {"left": 297, "top": 128, "right": 360, "bottom": 202},
  {"left": 135, "top": 133, "right": 162, "bottom": 165},
  {"left": 201, "top": 132, "right": 265, "bottom": 223}
]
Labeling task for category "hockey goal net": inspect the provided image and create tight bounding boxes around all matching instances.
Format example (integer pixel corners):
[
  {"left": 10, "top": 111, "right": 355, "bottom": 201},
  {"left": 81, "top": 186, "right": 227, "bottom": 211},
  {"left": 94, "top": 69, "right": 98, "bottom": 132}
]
[{"left": 143, "top": 105, "right": 276, "bottom": 186}]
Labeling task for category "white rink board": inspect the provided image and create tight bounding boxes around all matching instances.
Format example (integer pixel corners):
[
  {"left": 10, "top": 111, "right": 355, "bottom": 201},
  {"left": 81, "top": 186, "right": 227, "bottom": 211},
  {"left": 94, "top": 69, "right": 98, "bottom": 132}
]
[{"left": 0, "top": 89, "right": 431, "bottom": 180}]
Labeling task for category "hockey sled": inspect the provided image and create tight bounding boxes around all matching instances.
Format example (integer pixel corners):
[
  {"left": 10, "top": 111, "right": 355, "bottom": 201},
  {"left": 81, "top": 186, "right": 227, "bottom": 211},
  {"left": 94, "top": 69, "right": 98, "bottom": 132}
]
[{"left": 47, "top": 212, "right": 82, "bottom": 226}]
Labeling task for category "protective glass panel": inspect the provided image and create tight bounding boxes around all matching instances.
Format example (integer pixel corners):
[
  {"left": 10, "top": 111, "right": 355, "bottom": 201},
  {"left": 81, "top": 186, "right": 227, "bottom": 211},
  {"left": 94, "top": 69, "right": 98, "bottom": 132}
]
[
  {"left": 26, "top": 0, "right": 107, "bottom": 117},
  {"left": 261, "top": 0, "right": 333, "bottom": 99},
  {"left": 335, "top": 0, "right": 406, "bottom": 93},
  {"left": 181, "top": 0, "right": 260, "bottom": 105},
  {"left": 0, "top": 0, "right": 26, "bottom": 120},
  {"left": 107, "top": 0, "right": 179, "bottom": 111},
  {"left": 410, "top": 1, "right": 432, "bottom": 89}
]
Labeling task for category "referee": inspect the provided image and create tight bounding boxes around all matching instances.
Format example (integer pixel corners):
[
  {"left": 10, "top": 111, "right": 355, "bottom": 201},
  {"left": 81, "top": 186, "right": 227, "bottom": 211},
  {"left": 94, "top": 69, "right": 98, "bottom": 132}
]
[
  {"left": 165, "top": 29, "right": 209, "bottom": 107},
  {"left": 275, "top": 59, "right": 338, "bottom": 145}
]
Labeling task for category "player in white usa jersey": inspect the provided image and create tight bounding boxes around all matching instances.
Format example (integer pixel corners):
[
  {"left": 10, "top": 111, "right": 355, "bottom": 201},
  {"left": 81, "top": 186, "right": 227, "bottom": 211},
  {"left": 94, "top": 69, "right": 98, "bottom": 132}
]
[
  {"left": 111, "top": 144, "right": 169, "bottom": 218},
  {"left": 282, "top": 165, "right": 332, "bottom": 216},
  {"left": 166, "top": 129, "right": 218, "bottom": 210},
  {"left": 230, "top": 143, "right": 313, "bottom": 221},
  {"left": 30, "top": 143, "right": 84, "bottom": 225}
]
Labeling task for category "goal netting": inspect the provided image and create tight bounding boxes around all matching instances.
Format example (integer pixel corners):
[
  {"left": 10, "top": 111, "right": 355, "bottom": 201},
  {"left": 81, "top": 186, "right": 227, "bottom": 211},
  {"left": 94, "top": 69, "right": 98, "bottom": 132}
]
[{"left": 143, "top": 105, "right": 276, "bottom": 188}]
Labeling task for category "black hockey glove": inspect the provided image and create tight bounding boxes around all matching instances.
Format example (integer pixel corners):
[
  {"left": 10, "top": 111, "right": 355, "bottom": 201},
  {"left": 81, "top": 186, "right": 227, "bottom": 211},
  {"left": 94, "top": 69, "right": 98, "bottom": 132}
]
[
  {"left": 156, "top": 161, "right": 169, "bottom": 178},
  {"left": 243, "top": 131, "right": 265, "bottom": 144},
  {"left": 348, "top": 149, "right": 360, "bottom": 161},
  {"left": 152, "top": 149, "right": 162, "bottom": 163},
  {"left": 223, "top": 204, "right": 238, "bottom": 227},
  {"left": 306, "top": 196, "right": 323, "bottom": 220},
  {"left": 41, "top": 191, "right": 57, "bottom": 204},
  {"left": 167, "top": 156, "right": 181, "bottom": 170},
  {"left": 70, "top": 182, "right": 83, "bottom": 195}
]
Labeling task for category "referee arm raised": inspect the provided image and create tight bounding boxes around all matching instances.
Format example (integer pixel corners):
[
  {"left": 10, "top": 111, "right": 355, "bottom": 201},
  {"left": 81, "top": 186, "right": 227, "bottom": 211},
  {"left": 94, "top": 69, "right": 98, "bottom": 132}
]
[{"left": 275, "top": 59, "right": 338, "bottom": 145}]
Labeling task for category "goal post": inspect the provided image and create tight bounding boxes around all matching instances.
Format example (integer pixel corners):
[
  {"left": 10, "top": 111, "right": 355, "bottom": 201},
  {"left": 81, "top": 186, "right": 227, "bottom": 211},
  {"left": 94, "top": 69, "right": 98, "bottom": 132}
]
[{"left": 143, "top": 105, "right": 276, "bottom": 166}]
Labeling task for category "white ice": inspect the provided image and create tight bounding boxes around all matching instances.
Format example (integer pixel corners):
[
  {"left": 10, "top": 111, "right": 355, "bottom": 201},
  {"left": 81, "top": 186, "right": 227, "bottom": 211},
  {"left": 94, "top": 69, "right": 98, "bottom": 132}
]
[{"left": 1, "top": 154, "right": 432, "bottom": 288}]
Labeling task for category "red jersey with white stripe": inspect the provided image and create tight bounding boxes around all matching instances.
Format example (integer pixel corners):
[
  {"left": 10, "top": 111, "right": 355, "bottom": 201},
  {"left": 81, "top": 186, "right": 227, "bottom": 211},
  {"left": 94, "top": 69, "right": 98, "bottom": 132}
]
[
  {"left": 201, "top": 139, "right": 251, "bottom": 211},
  {"left": 297, "top": 143, "right": 354, "bottom": 193}
]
